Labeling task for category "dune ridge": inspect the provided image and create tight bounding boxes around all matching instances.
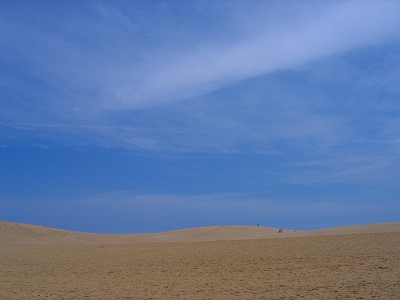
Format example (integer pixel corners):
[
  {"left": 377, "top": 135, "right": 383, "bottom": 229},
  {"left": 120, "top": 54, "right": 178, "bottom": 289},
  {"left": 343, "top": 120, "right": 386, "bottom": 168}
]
[{"left": 1, "top": 221, "right": 399, "bottom": 244}]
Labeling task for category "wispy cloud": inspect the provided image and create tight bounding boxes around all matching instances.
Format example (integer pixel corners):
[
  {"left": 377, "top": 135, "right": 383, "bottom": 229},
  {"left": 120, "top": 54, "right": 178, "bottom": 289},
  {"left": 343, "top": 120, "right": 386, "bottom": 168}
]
[
  {"left": 1, "top": 1, "right": 400, "bottom": 184},
  {"left": 2, "top": 1, "right": 400, "bottom": 113},
  {"left": 109, "top": 1, "right": 400, "bottom": 109}
]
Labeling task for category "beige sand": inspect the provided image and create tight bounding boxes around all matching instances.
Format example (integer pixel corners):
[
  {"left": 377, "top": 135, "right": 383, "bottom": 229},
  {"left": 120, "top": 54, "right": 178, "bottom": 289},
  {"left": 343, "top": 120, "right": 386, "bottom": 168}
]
[{"left": 1, "top": 222, "right": 399, "bottom": 299}]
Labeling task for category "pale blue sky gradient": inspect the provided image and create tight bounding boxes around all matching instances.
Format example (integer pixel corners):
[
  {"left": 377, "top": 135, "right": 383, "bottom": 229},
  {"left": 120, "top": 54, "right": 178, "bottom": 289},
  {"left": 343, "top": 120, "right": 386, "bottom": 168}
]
[{"left": 1, "top": 1, "right": 399, "bottom": 233}]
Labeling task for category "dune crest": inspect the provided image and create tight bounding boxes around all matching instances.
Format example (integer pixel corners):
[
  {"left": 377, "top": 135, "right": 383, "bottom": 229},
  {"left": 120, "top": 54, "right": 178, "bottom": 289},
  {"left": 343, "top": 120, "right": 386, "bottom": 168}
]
[{"left": 1, "top": 221, "right": 399, "bottom": 244}]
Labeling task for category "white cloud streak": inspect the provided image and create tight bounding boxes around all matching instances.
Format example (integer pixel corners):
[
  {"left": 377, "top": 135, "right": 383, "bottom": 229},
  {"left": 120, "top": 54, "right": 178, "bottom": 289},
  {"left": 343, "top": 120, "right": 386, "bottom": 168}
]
[
  {"left": 2, "top": 1, "right": 399, "bottom": 112},
  {"left": 110, "top": 0, "right": 400, "bottom": 109}
]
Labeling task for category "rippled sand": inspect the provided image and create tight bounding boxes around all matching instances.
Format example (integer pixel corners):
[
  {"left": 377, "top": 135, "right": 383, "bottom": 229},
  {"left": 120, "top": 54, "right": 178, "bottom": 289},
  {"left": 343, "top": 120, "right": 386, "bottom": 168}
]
[{"left": 1, "top": 222, "right": 399, "bottom": 299}]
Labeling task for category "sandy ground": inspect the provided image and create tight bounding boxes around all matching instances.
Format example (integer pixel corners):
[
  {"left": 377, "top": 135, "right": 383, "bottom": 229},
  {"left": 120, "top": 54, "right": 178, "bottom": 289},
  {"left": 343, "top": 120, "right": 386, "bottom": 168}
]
[{"left": 1, "top": 222, "right": 399, "bottom": 299}]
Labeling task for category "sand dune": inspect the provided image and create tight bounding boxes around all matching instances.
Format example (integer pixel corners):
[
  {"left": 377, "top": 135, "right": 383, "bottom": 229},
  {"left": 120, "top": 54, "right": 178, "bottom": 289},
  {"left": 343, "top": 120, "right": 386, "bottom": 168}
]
[
  {"left": 1, "top": 221, "right": 399, "bottom": 299},
  {"left": 1, "top": 221, "right": 399, "bottom": 244}
]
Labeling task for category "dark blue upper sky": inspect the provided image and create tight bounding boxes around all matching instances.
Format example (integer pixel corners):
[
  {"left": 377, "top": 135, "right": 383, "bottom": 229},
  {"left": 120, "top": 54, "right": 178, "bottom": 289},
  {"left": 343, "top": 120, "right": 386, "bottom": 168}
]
[{"left": 1, "top": 1, "right": 399, "bottom": 233}]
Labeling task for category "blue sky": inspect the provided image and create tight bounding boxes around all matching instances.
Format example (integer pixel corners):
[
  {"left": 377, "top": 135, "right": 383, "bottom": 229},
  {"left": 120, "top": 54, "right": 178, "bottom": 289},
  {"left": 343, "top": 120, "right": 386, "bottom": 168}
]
[{"left": 1, "top": 0, "right": 400, "bottom": 233}]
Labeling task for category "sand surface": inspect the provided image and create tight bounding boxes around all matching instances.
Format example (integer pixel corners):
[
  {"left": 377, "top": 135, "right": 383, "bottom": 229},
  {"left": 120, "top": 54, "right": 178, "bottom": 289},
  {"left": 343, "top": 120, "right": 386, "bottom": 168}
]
[{"left": 1, "top": 222, "right": 399, "bottom": 299}]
